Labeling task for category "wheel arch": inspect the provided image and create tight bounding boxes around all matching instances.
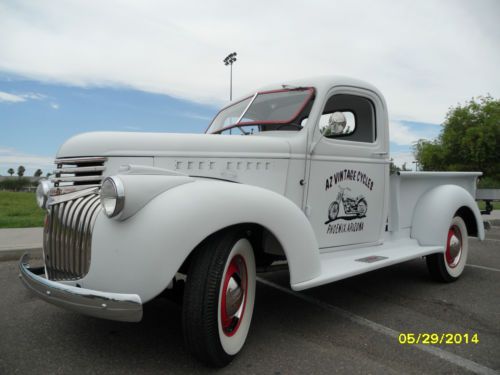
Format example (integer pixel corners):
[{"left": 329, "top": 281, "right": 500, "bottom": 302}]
[
  {"left": 178, "top": 222, "right": 288, "bottom": 275},
  {"left": 455, "top": 205, "right": 479, "bottom": 237},
  {"left": 411, "top": 184, "right": 484, "bottom": 248}
]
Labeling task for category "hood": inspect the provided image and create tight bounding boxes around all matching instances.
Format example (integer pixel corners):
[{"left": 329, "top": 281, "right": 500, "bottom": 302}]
[{"left": 57, "top": 131, "right": 291, "bottom": 159}]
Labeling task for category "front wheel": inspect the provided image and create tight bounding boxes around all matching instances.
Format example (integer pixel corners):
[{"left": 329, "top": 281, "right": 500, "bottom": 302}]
[
  {"left": 328, "top": 201, "right": 339, "bottom": 221},
  {"left": 182, "top": 229, "right": 256, "bottom": 367},
  {"left": 426, "top": 216, "right": 468, "bottom": 282}
]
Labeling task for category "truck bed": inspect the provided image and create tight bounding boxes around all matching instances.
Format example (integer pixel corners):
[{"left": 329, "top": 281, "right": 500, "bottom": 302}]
[{"left": 388, "top": 171, "right": 481, "bottom": 232}]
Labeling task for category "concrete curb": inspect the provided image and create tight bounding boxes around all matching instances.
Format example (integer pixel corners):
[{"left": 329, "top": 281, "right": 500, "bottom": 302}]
[
  {"left": 0, "top": 227, "right": 44, "bottom": 262},
  {"left": 0, "top": 247, "right": 42, "bottom": 262}
]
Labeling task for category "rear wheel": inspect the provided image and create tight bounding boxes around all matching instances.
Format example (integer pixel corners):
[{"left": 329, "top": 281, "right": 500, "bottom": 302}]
[
  {"left": 357, "top": 199, "right": 367, "bottom": 217},
  {"left": 182, "top": 229, "right": 256, "bottom": 367},
  {"left": 426, "top": 216, "right": 468, "bottom": 282}
]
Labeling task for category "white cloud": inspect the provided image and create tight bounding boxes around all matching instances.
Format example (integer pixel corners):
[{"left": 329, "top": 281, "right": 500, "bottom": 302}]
[
  {"left": 0, "top": 91, "right": 26, "bottom": 103},
  {"left": 22, "top": 92, "right": 46, "bottom": 100},
  {"left": 50, "top": 102, "right": 59, "bottom": 109},
  {"left": 0, "top": 147, "right": 53, "bottom": 175},
  {"left": 0, "top": 90, "right": 46, "bottom": 103},
  {"left": 389, "top": 120, "right": 440, "bottom": 146},
  {"left": 0, "top": 0, "right": 499, "bottom": 124},
  {"left": 390, "top": 152, "right": 417, "bottom": 170},
  {"left": 182, "top": 112, "right": 213, "bottom": 121}
]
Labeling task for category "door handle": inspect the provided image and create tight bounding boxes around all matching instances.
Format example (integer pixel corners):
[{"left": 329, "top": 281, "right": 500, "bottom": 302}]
[{"left": 372, "top": 152, "right": 388, "bottom": 156}]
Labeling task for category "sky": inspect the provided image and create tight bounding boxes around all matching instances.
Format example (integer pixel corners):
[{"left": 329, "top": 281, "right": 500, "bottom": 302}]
[{"left": 1, "top": 0, "right": 499, "bottom": 175}]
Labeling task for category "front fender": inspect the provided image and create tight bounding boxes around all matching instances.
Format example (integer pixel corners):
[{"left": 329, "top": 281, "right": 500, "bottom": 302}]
[
  {"left": 84, "top": 179, "right": 320, "bottom": 302},
  {"left": 411, "top": 184, "right": 484, "bottom": 247}
]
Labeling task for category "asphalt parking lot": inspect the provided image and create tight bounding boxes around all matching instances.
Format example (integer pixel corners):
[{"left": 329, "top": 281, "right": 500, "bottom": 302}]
[{"left": 1, "top": 226, "right": 499, "bottom": 374}]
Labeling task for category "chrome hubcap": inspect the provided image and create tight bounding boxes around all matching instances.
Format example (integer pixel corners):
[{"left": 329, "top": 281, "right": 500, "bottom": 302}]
[
  {"left": 448, "top": 234, "right": 461, "bottom": 259},
  {"left": 226, "top": 276, "right": 244, "bottom": 317},
  {"left": 221, "top": 255, "right": 247, "bottom": 336},
  {"left": 445, "top": 225, "right": 462, "bottom": 268}
]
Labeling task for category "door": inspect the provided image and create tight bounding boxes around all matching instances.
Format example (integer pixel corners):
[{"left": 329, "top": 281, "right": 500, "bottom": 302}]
[{"left": 305, "top": 88, "right": 388, "bottom": 249}]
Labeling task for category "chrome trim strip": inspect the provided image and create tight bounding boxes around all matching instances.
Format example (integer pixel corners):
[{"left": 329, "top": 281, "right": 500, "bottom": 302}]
[
  {"left": 19, "top": 254, "right": 143, "bottom": 322},
  {"left": 54, "top": 166, "right": 106, "bottom": 174},
  {"left": 52, "top": 157, "right": 106, "bottom": 188},
  {"left": 236, "top": 92, "right": 258, "bottom": 124},
  {"left": 52, "top": 175, "right": 104, "bottom": 183},
  {"left": 55, "top": 157, "right": 108, "bottom": 164},
  {"left": 47, "top": 187, "right": 99, "bottom": 205},
  {"left": 49, "top": 185, "right": 100, "bottom": 197}
]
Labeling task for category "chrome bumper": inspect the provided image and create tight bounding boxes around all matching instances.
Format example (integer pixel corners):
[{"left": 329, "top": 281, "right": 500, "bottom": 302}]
[{"left": 19, "top": 254, "right": 142, "bottom": 322}]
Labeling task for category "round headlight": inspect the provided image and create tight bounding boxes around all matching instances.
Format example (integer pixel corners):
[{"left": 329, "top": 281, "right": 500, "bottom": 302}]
[
  {"left": 100, "top": 177, "right": 125, "bottom": 218},
  {"left": 36, "top": 180, "right": 51, "bottom": 209}
]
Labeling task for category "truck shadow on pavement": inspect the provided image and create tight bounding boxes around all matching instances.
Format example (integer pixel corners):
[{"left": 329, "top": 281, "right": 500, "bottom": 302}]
[
  {"left": 4, "top": 245, "right": 499, "bottom": 373},
  {"left": 48, "top": 260, "right": 435, "bottom": 370}
]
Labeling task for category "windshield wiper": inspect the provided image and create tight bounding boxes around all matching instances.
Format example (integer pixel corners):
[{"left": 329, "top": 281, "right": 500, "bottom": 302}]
[
  {"left": 213, "top": 123, "right": 249, "bottom": 135},
  {"left": 234, "top": 125, "right": 249, "bottom": 135}
]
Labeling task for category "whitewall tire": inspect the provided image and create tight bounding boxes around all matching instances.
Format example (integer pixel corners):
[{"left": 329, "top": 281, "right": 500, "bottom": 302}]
[
  {"left": 182, "top": 229, "right": 256, "bottom": 367},
  {"left": 426, "top": 216, "right": 468, "bottom": 282}
]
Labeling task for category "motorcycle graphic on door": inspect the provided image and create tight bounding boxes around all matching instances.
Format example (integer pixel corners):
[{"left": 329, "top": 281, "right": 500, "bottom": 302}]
[{"left": 326, "top": 186, "right": 368, "bottom": 223}]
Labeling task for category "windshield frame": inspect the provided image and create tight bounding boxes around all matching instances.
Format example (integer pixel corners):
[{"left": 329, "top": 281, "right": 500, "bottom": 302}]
[{"left": 206, "top": 87, "right": 315, "bottom": 134}]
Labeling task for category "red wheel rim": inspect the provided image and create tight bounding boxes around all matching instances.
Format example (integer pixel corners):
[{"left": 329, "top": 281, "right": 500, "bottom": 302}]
[
  {"left": 220, "top": 255, "right": 248, "bottom": 337},
  {"left": 445, "top": 225, "right": 462, "bottom": 268}
]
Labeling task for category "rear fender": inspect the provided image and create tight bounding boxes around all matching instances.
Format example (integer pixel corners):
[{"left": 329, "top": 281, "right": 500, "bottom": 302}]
[{"left": 411, "top": 184, "right": 484, "bottom": 247}]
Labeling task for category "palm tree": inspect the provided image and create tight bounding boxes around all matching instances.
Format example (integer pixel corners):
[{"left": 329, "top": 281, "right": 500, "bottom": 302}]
[
  {"left": 7, "top": 168, "right": 14, "bottom": 176},
  {"left": 17, "top": 165, "right": 26, "bottom": 177}
]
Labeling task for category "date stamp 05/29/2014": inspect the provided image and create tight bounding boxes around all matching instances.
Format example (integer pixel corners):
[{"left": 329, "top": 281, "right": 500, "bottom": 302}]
[{"left": 398, "top": 333, "right": 480, "bottom": 345}]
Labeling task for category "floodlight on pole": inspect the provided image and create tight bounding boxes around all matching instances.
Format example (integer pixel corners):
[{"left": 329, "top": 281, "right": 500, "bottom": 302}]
[
  {"left": 223, "top": 52, "right": 237, "bottom": 101},
  {"left": 412, "top": 160, "right": 420, "bottom": 171}
]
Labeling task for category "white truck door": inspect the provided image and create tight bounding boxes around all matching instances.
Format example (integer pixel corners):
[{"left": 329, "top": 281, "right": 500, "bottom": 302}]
[{"left": 306, "top": 88, "right": 388, "bottom": 250}]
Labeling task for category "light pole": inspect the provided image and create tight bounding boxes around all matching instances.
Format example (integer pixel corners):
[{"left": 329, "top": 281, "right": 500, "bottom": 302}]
[
  {"left": 412, "top": 160, "right": 420, "bottom": 171},
  {"left": 223, "top": 52, "right": 237, "bottom": 101}
]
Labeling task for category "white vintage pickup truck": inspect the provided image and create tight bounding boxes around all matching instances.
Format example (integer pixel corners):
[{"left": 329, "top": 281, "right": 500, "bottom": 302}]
[{"left": 21, "top": 76, "right": 484, "bottom": 367}]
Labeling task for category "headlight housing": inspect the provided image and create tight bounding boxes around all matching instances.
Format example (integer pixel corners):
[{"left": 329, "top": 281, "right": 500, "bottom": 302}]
[
  {"left": 100, "top": 177, "right": 125, "bottom": 218},
  {"left": 36, "top": 180, "right": 51, "bottom": 209}
]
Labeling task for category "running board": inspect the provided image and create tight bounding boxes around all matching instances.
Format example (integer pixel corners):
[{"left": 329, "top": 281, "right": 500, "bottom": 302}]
[{"left": 292, "top": 239, "right": 443, "bottom": 291}]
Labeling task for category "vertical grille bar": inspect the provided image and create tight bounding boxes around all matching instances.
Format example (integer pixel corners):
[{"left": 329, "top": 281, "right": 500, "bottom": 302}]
[
  {"left": 66, "top": 197, "right": 83, "bottom": 279},
  {"left": 44, "top": 192, "right": 101, "bottom": 281},
  {"left": 61, "top": 200, "right": 74, "bottom": 278}
]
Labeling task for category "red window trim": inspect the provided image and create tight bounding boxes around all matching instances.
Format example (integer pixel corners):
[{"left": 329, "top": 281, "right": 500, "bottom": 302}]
[{"left": 206, "top": 87, "right": 315, "bottom": 134}]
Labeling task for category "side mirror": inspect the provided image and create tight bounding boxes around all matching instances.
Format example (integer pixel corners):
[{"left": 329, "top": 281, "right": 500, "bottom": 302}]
[
  {"left": 319, "top": 112, "right": 355, "bottom": 137},
  {"left": 330, "top": 112, "right": 347, "bottom": 135}
]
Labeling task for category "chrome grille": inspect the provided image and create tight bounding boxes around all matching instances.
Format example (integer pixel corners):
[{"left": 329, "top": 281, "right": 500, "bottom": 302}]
[
  {"left": 44, "top": 191, "right": 101, "bottom": 281},
  {"left": 52, "top": 157, "right": 106, "bottom": 189}
]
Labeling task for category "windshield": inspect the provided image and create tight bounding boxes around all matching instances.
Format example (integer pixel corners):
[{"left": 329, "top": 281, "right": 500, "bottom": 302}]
[{"left": 206, "top": 88, "right": 314, "bottom": 134}]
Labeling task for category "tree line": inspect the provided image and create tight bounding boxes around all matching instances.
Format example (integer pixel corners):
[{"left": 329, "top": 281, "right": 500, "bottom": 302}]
[
  {"left": 5, "top": 166, "right": 44, "bottom": 177},
  {"left": 0, "top": 166, "right": 48, "bottom": 191},
  {"left": 413, "top": 96, "right": 499, "bottom": 188}
]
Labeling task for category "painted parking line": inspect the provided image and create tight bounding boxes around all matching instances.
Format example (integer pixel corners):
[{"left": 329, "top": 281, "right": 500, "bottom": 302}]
[
  {"left": 257, "top": 277, "right": 498, "bottom": 375},
  {"left": 471, "top": 237, "right": 500, "bottom": 243},
  {"left": 466, "top": 264, "right": 500, "bottom": 273}
]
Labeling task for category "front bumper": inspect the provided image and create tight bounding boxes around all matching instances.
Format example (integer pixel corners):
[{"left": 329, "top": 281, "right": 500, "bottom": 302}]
[{"left": 19, "top": 254, "right": 142, "bottom": 322}]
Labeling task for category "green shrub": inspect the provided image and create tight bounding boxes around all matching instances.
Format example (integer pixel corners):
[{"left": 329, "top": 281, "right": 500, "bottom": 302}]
[
  {"left": 477, "top": 176, "right": 500, "bottom": 189},
  {"left": 0, "top": 178, "right": 33, "bottom": 191}
]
